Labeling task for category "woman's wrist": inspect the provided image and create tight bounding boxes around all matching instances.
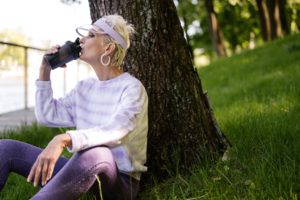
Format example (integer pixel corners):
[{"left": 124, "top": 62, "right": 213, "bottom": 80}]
[{"left": 55, "top": 133, "right": 72, "bottom": 148}]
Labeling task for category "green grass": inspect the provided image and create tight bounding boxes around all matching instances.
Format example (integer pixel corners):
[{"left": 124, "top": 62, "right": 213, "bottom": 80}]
[
  {"left": 139, "top": 34, "right": 300, "bottom": 199},
  {"left": 1, "top": 34, "right": 300, "bottom": 199}
]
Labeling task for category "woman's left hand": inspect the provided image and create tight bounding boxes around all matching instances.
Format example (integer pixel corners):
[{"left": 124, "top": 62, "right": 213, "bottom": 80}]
[{"left": 27, "top": 134, "right": 71, "bottom": 187}]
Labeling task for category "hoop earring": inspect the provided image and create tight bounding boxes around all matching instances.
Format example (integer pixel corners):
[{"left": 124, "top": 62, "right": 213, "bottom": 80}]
[{"left": 100, "top": 54, "right": 110, "bottom": 66}]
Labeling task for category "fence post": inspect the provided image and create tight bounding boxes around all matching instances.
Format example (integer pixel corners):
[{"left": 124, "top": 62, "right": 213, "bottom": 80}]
[{"left": 24, "top": 47, "right": 28, "bottom": 109}]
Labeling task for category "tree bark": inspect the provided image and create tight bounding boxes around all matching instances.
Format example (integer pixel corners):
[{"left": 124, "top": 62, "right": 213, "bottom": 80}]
[
  {"left": 267, "top": 0, "right": 284, "bottom": 39},
  {"left": 182, "top": 16, "right": 194, "bottom": 61},
  {"left": 204, "top": 0, "right": 227, "bottom": 57},
  {"left": 256, "top": 0, "right": 272, "bottom": 41},
  {"left": 87, "top": 0, "right": 230, "bottom": 182},
  {"left": 279, "top": 0, "right": 289, "bottom": 35}
]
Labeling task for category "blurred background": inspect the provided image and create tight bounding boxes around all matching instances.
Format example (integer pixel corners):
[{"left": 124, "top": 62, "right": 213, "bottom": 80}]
[
  {"left": 0, "top": 0, "right": 300, "bottom": 114},
  {"left": 0, "top": 0, "right": 91, "bottom": 113}
]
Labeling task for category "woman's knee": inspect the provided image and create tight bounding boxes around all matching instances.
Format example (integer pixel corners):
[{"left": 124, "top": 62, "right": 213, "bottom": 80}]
[
  {"left": 73, "top": 146, "right": 116, "bottom": 169},
  {"left": 80, "top": 146, "right": 114, "bottom": 161}
]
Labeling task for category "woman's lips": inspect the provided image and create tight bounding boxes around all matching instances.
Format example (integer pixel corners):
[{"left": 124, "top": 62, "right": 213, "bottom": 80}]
[{"left": 79, "top": 48, "right": 83, "bottom": 57}]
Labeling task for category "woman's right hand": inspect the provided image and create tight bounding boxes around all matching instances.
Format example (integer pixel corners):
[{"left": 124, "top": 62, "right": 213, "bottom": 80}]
[
  {"left": 41, "top": 45, "right": 60, "bottom": 69},
  {"left": 39, "top": 45, "right": 66, "bottom": 81},
  {"left": 27, "top": 133, "right": 71, "bottom": 187}
]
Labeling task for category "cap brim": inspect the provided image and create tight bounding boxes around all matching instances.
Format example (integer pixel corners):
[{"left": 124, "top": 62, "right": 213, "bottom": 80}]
[{"left": 76, "top": 24, "right": 106, "bottom": 37}]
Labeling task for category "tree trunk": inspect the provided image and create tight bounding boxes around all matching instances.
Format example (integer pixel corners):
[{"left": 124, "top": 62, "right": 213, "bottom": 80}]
[
  {"left": 267, "top": 0, "right": 284, "bottom": 39},
  {"left": 273, "top": 0, "right": 284, "bottom": 37},
  {"left": 87, "top": 0, "right": 230, "bottom": 182},
  {"left": 256, "top": 0, "right": 272, "bottom": 41},
  {"left": 279, "top": 0, "right": 289, "bottom": 35},
  {"left": 182, "top": 15, "right": 194, "bottom": 62},
  {"left": 204, "top": 0, "right": 227, "bottom": 57}
]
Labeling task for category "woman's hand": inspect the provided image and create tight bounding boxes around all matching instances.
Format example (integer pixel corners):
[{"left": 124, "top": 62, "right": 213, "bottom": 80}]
[
  {"left": 27, "top": 134, "right": 71, "bottom": 187},
  {"left": 39, "top": 45, "right": 66, "bottom": 81}
]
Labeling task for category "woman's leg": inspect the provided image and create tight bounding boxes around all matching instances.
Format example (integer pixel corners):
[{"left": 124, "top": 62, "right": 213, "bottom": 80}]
[
  {"left": 0, "top": 139, "right": 68, "bottom": 190},
  {"left": 31, "top": 146, "right": 140, "bottom": 200}
]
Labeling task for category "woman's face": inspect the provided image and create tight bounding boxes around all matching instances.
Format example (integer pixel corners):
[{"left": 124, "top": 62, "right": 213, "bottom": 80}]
[{"left": 79, "top": 30, "right": 108, "bottom": 64}]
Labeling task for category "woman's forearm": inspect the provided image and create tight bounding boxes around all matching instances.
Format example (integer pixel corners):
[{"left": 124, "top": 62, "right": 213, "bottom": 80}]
[{"left": 39, "top": 66, "right": 51, "bottom": 81}]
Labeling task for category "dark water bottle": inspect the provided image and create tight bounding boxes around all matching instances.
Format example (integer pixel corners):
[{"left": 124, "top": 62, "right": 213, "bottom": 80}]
[{"left": 44, "top": 38, "right": 82, "bottom": 70}]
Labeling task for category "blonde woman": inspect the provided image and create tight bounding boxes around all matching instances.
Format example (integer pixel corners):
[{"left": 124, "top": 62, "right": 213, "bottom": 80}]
[{"left": 0, "top": 14, "right": 148, "bottom": 200}]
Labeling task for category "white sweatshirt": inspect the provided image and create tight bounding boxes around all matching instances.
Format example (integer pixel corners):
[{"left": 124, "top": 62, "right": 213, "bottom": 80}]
[{"left": 35, "top": 72, "right": 148, "bottom": 180}]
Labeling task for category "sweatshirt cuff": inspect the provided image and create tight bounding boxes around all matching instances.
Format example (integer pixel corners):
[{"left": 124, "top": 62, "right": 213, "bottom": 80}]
[
  {"left": 35, "top": 80, "right": 51, "bottom": 89},
  {"left": 66, "top": 130, "right": 87, "bottom": 152}
]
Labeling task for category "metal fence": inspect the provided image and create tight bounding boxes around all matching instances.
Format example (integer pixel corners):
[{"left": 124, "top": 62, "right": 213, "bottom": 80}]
[
  {"left": 0, "top": 41, "right": 91, "bottom": 114},
  {"left": 0, "top": 41, "right": 46, "bottom": 111}
]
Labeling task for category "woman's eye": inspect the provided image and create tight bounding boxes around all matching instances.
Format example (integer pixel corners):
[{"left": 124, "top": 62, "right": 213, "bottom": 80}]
[{"left": 88, "top": 33, "right": 95, "bottom": 38}]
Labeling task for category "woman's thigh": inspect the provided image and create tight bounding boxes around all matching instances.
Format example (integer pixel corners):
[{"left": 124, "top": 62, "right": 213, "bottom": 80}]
[{"left": 0, "top": 139, "right": 68, "bottom": 185}]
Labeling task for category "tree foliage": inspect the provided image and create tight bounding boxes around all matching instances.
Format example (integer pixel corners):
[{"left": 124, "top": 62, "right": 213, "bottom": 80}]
[
  {"left": 0, "top": 30, "right": 29, "bottom": 70},
  {"left": 176, "top": 0, "right": 300, "bottom": 59},
  {"left": 63, "top": 0, "right": 300, "bottom": 59}
]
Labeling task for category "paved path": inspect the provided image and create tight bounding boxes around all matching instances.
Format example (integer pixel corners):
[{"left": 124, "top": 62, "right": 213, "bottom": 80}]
[{"left": 0, "top": 108, "right": 36, "bottom": 132}]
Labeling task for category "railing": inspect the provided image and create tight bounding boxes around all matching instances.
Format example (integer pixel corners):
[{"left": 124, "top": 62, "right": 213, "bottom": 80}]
[
  {"left": 0, "top": 41, "right": 46, "bottom": 110},
  {"left": 0, "top": 41, "right": 91, "bottom": 114}
]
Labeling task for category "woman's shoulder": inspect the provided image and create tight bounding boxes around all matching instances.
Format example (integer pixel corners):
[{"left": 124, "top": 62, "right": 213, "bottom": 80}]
[
  {"left": 122, "top": 73, "right": 148, "bottom": 97},
  {"left": 122, "top": 73, "right": 144, "bottom": 87}
]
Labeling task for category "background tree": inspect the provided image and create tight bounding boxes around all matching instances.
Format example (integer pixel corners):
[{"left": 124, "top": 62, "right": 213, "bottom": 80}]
[
  {"left": 87, "top": 0, "right": 230, "bottom": 181},
  {"left": 266, "top": 0, "right": 284, "bottom": 39},
  {"left": 217, "top": 0, "right": 259, "bottom": 53},
  {"left": 175, "top": 0, "right": 214, "bottom": 59},
  {"left": 287, "top": 0, "right": 300, "bottom": 32},
  {"left": 256, "top": 0, "right": 272, "bottom": 41},
  {"left": 175, "top": 0, "right": 300, "bottom": 60},
  {"left": 0, "top": 30, "right": 29, "bottom": 70},
  {"left": 204, "top": 0, "right": 227, "bottom": 56},
  {"left": 279, "top": 0, "right": 290, "bottom": 35}
]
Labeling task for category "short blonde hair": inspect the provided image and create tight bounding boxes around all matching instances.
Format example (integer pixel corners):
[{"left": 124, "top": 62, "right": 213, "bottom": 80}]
[{"left": 101, "top": 15, "right": 135, "bottom": 67}]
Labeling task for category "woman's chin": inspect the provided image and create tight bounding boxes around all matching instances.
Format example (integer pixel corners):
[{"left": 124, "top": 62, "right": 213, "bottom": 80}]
[{"left": 79, "top": 54, "right": 86, "bottom": 61}]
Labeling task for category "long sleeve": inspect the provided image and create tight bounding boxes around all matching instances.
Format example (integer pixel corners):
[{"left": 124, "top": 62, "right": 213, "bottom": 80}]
[{"left": 35, "top": 80, "right": 76, "bottom": 127}]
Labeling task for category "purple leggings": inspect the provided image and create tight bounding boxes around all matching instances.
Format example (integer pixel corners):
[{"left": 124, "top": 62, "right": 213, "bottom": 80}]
[{"left": 0, "top": 139, "right": 139, "bottom": 200}]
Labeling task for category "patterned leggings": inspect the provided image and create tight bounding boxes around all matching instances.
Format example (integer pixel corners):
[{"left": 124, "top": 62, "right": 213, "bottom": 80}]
[{"left": 0, "top": 139, "right": 139, "bottom": 200}]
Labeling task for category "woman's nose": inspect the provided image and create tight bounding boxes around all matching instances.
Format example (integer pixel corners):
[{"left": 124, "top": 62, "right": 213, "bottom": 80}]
[{"left": 79, "top": 37, "right": 85, "bottom": 44}]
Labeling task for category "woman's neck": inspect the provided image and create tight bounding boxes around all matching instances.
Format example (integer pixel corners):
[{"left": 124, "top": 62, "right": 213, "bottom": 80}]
[{"left": 93, "top": 65, "right": 123, "bottom": 81}]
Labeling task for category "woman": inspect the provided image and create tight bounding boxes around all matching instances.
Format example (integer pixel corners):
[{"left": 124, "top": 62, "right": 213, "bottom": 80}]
[{"left": 0, "top": 14, "right": 148, "bottom": 200}]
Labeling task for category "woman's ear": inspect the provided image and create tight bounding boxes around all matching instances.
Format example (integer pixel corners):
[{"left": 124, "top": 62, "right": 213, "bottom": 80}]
[{"left": 105, "top": 43, "right": 116, "bottom": 55}]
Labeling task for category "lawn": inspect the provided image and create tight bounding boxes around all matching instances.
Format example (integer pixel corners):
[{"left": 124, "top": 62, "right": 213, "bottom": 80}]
[
  {"left": 139, "top": 34, "right": 300, "bottom": 199},
  {"left": 1, "top": 34, "right": 300, "bottom": 199}
]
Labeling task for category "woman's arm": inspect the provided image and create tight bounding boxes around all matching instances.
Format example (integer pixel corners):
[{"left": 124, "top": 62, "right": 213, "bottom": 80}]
[{"left": 35, "top": 47, "right": 75, "bottom": 127}]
